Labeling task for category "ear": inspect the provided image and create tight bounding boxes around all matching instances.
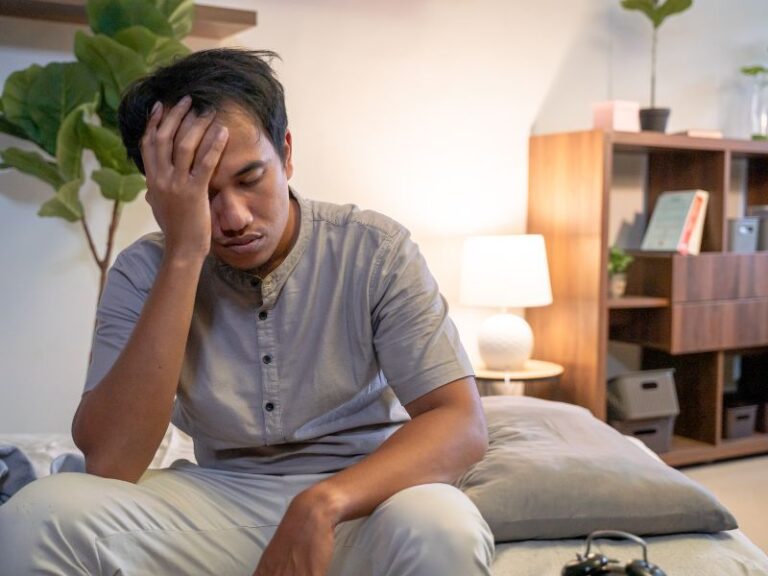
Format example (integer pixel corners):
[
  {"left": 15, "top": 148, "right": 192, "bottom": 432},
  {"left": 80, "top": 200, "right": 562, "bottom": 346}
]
[{"left": 282, "top": 130, "right": 293, "bottom": 179}]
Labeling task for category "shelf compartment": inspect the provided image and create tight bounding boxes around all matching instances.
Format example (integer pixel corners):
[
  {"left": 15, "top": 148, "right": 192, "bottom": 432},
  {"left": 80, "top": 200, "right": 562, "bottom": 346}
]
[{"left": 0, "top": 0, "right": 257, "bottom": 38}]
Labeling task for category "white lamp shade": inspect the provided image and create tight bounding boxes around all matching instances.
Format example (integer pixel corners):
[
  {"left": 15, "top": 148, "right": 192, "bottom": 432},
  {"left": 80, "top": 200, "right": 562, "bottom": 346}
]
[{"left": 460, "top": 235, "right": 552, "bottom": 309}]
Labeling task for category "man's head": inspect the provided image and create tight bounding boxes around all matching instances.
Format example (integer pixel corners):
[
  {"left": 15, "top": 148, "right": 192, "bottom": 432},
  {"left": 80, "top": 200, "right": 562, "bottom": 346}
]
[
  {"left": 119, "top": 48, "right": 288, "bottom": 173},
  {"left": 119, "top": 49, "right": 297, "bottom": 274}
]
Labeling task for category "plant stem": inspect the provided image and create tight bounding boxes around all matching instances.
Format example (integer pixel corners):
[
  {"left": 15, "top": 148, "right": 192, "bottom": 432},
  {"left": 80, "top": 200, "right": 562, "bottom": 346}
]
[
  {"left": 81, "top": 217, "right": 100, "bottom": 271},
  {"left": 98, "top": 200, "right": 122, "bottom": 304},
  {"left": 651, "top": 26, "right": 657, "bottom": 108},
  {"left": 81, "top": 199, "right": 122, "bottom": 306}
]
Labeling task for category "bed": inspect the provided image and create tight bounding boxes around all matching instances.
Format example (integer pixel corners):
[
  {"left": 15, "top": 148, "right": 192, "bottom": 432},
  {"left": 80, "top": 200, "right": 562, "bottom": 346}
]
[{"left": 2, "top": 396, "right": 767, "bottom": 575}]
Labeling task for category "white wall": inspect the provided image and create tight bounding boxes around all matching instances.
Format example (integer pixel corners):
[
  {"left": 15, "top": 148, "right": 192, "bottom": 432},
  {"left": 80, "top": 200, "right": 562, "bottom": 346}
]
[{"left": 1, "top": 0, "right": 766, "bottom": 432}]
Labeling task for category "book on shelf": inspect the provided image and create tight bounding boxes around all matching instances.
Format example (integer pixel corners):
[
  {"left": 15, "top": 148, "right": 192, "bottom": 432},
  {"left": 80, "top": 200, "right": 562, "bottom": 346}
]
[
  {"left": 641, "top": 190, "right": 709, "bottom": 255},
  {"left": 673, "top": 129, "right": 723, "bottom": 139}
]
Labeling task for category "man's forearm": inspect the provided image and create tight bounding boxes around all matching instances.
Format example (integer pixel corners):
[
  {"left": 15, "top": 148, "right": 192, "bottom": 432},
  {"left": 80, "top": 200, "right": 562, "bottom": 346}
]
[
  {"left": 293, "top": 377, "right": 487, "bottom": 527},
  {"left": 72, "top": 253, "right": 206, "bottom": 482}
]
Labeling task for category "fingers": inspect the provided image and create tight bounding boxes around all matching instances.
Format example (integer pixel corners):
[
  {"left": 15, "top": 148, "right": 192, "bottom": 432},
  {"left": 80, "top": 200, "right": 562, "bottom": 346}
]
[
  {"left": 155, "top": 96, "right": 193, "bottom": 173},
  {"left": 140, "top": 101, "right": 163, "bottom": 180},
  {"left": 172, "top": 107, "right": 218, "bottom": 173},
  {"left": 191, "top": 124, "right": 229, "bottom": 183}
]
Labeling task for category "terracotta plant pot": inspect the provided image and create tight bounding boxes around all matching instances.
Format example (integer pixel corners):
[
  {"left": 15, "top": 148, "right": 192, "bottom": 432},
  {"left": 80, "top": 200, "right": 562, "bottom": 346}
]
[{"left": 639, "top": 108, "right": 670, "bottom": 132}]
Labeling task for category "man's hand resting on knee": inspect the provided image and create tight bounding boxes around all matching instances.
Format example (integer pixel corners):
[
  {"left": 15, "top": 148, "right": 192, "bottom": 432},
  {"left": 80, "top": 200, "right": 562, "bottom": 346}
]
[{"left": 253, "top": 485, "right": 343, "bottom": 576}]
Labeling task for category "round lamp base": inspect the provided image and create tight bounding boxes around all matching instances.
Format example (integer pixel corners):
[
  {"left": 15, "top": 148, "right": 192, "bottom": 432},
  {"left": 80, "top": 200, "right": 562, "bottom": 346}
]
[{"left": 477, "top": 313, "right": 533, "bottom": 371}]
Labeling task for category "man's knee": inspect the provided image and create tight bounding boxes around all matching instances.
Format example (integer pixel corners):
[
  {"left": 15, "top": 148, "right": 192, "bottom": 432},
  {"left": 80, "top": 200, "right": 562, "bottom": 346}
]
[
  {"left": 0, "top": 473, "right": 128, "bottom": 574},
  {"left": 371, "top": 483, "right": 494, "bottom": 572}
]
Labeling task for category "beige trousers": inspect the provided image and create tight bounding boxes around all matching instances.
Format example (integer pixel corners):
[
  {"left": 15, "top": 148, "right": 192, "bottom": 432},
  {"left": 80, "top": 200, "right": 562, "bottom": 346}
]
[{"left": 0, "top": 460, "right": 494, "bottom": 575}]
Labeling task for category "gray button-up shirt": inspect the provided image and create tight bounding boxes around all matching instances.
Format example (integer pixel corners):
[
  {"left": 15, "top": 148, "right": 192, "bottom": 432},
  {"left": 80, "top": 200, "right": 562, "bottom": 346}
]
[{"left": 85, "top": 190, "right": 473, "bottom": 475}]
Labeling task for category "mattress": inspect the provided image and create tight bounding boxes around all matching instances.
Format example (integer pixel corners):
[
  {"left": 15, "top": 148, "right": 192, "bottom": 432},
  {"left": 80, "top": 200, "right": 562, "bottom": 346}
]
[
  {"left": 3, "top": 401, "right": 768, "bottom": 576},
  {"left": 492, "top": 529, "right": 768, "bottom": 575}
]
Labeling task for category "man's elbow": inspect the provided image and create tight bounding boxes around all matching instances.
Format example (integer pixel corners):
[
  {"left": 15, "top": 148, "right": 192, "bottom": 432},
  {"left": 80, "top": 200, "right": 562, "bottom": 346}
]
[
  {"left": 83, "top": 454, "right": 143, "bottom": 484},
  {"left": 466, "top": 414, "right": 489, "bottom": 467}
]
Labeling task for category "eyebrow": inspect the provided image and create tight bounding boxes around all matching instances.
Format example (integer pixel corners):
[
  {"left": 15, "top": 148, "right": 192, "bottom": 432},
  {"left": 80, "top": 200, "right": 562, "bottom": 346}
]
[{"left": 235, "top": 161, "right": 267, "bottom": 177}]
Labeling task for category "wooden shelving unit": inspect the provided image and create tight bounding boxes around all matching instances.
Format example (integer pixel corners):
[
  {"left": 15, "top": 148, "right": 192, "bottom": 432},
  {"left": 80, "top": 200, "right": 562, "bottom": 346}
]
[
  {"left": 526, "top": 129, "right": 768, "bottom": 467},
  {"left": 0, "top": 0, "right": 257, "bottom": 39}
]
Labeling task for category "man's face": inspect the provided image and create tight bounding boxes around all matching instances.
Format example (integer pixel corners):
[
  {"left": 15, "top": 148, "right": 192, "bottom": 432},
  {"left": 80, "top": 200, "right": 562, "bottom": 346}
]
[{"left": 208, "top": 106, "right": 295, "bottom": 273}]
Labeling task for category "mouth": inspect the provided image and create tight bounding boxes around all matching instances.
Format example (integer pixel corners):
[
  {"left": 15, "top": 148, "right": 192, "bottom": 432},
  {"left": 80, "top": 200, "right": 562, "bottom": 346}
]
[{"left": 218, "top": 233, "right": 265, "bottom": 254}]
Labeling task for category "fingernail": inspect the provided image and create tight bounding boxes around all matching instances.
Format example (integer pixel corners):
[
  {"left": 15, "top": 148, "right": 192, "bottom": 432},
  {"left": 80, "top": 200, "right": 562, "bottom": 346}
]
[
  {"left": 180, "top": 95, "right": 192, "bottom": 106},
  {"left": 151, "top": 101, "right": 161, "bottom": 115}
]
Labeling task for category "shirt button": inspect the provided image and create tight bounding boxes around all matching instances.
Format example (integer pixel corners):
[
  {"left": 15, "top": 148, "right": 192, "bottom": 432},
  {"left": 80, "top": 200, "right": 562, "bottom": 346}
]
[
  {"left": 250, "top": 278, "right": 260, "bottom": 288},
  {"left": 259, "top": 311, "right": 268, "bottom": 320},
  {"left": 264, "top": 402, "right": 275, "bottom": 412},
  {"left": 262, "top": 354, "right": 272, "bottom": 365}
]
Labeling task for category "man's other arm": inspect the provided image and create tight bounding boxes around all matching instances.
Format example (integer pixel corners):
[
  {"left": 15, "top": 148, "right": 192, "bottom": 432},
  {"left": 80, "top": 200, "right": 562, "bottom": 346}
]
[
  {"left": 72, "top": 98, "right": 228, "bottom": 483},
  {"left": 254, "top": 376, "right": 486, "bottom": 575}
]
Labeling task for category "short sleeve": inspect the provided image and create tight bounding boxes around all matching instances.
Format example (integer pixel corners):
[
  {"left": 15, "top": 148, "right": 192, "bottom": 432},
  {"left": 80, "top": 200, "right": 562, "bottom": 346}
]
[
  {"left": 370, "top": 229, "right": 473, "bottom": 406},
  {"left": 83, "top": 236, "right": 163, "bottom": 393}
]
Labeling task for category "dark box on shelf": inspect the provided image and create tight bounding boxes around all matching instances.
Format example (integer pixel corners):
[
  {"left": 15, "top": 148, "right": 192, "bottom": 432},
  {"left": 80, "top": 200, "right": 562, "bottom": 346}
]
[
  {"left": 610, "top": 416, "right": 676, "bottom": 454},
  {"left": 723, "top": 404, "right": 758, "bottom": 439},
  {"left": 755, "top": 403, "right": 768, "bottom": 433},
  {"left": 607, "top": 369, "right": 679, "bottom": 420}
]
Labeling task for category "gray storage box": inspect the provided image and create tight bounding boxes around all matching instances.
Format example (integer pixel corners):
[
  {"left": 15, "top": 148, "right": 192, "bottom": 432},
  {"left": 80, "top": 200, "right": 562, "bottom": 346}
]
[
  {"left": 727, "top": 217, "right": 760, "bottom": 253},
  {"left": 610, "top": 416, "right": 676, "bottom": 454},
  {"left": 746, "top": 206, "right": 768, "bottom": 250},
  {"left": 608, "top": 369, "right": 679, "bottom": 420},
  {"left": 723, "top": 404, "right": 757, "bottom": 439}
]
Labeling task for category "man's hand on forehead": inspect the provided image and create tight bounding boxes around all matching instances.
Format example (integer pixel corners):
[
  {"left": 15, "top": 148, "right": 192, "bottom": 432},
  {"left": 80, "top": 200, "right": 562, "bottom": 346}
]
[{"left": 139, "top": 95, "right": 229, "bottom": 260}]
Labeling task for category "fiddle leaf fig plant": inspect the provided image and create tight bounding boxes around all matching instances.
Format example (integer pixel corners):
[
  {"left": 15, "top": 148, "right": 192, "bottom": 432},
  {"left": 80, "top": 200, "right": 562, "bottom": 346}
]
[
  {"left": 620, "top": 0, "right": 693, "bottom": 108},
  {"left": 0, "top": 0, "right": 192, "bottom": 301}
]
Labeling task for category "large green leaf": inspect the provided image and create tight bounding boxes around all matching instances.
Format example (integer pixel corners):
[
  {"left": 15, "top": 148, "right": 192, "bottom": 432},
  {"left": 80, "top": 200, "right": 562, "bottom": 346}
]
[
  {"left": 0, "top": 147, "right": 65, "bottom": 190},
  {"left": 0, "top": 113, "right": 29, "bottom": 140},
  {"left": 1, "top": 65, "right": 44, "bottom": 146},
  {"left": 56, "top": 102, "right": 93, "bottom": 181},
  {"left": 82, "top": 123, "right": 136, "bottom": 174},
  {"left": 621, "top": 0, "right": 693, "bottom": 28},
  {"left": 75, "top": 31, "right": 148, "bottom": 111},
  {"left": 114, "top": 26, "right": 189, "bottom": 69},
  {"left": 26, "top": 62, "right": 100, "bottom": 156},
  {"left": 656, "top": 0, "right": 693, "bottom": 26},
  {"left": 86, "top": 0, "right": 173, "bottom": 38},
  {"left": 155, "top": 0, "right": 194, "bottom": 39},
  {"left": 38, "top": 179, "right": 84, "bottom": 222},
  {"left": 92, "top": 167, "right": 146, "bottom": 202}
]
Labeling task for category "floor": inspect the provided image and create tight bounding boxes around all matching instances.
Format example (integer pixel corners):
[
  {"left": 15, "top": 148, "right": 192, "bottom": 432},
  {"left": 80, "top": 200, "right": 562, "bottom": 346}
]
[{"left": 683, "top": 455, "right": 768, "bottom": 553}]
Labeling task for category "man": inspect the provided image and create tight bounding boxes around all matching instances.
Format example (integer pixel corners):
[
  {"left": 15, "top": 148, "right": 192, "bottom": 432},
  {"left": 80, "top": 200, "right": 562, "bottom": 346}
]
[{"left": 0, "top": 49, "right": 493, "bottom": 575}]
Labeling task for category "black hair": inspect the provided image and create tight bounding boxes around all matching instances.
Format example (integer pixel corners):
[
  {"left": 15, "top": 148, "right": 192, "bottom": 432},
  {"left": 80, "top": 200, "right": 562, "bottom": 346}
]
[{"left": 118, "top": 48, "right": 288, "bottom": 173}]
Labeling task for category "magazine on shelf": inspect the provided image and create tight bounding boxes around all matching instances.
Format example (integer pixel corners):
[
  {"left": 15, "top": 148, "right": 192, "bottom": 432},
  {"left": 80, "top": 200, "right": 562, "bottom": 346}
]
[{"left": 641, "top": 190, "right": 709, "bottom": 255}]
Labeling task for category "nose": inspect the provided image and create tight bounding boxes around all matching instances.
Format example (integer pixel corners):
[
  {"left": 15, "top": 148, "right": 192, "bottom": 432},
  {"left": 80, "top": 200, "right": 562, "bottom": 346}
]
[{"left": 213, "top": 190, "right": 253, "bottom": 236}]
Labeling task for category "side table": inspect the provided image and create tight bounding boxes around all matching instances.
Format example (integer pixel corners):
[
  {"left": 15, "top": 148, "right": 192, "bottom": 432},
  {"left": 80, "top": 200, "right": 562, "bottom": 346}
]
[{"left": 474, "top": 359, "right": 564, "bottom": 399}]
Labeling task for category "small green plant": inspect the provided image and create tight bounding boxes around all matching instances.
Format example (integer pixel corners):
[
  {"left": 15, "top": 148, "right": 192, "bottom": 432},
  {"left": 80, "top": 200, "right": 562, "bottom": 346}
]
[
  {"left": 608, "top": 246, "right": 634, "bottom": 275},
  {"left": 0, "top": 0, "right": 192, "bottom": 301},
  {"left": 741, "top": 65, "right": 768, "bottom": 77},
  {"left": 620, "top": 0, "right": 693, "bottom": 108}
]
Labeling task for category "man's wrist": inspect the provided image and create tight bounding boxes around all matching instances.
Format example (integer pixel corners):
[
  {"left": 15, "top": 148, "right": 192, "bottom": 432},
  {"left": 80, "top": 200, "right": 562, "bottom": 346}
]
[{"left": 294, "top": 480, "right": 350, "bottom": 528}]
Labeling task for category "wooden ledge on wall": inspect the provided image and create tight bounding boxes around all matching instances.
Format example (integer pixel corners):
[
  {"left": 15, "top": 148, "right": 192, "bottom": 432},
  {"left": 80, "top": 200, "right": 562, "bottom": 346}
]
[{"left": 0, "top": 0, "right": 257, "bottom": 39}]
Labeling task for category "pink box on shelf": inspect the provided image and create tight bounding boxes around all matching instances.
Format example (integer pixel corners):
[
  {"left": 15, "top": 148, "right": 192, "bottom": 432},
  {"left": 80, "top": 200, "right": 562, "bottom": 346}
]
[{"left": 592, "top": 101, "right": 640, "bottom": 132}]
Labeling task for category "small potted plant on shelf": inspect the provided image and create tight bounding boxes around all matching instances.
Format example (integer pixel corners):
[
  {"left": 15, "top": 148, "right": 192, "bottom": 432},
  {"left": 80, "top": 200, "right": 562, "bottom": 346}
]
[
  {"left": 619, "top": 0, "right": 693, "bottom": 132},
  {"left": 741, "top": 60, "right": 768, "bottom": 141},
  {"left": 608, "top": 246, "right": 634, "bottom": 298}
]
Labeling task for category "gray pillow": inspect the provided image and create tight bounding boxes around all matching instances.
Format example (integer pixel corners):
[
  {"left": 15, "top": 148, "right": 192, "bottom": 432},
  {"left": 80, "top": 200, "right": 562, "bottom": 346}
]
[{"left": 457, "top": 396, "right": 737, "bottom": 542}]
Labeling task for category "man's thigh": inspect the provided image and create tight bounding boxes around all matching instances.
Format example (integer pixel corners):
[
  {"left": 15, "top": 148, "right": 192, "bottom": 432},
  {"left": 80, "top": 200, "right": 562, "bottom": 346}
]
[{"left": 0, "top": 461, "right": 321, "bottom": 575}]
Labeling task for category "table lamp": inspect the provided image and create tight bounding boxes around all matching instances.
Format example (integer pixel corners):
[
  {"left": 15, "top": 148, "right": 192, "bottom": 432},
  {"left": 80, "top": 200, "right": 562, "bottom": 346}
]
[{"left": 460, "top": 234, "right": 552, "bottom": 371}]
